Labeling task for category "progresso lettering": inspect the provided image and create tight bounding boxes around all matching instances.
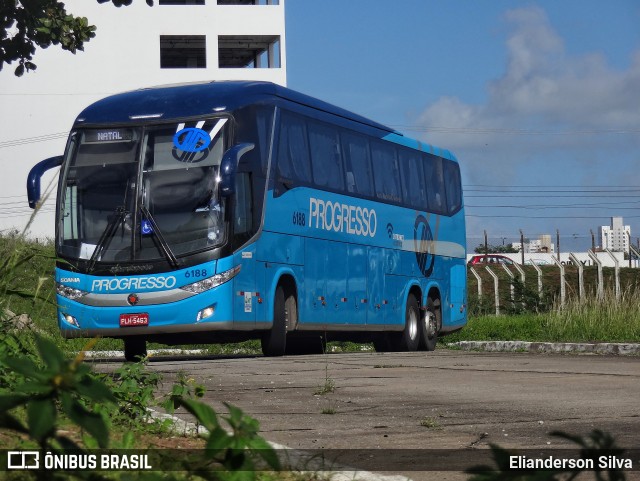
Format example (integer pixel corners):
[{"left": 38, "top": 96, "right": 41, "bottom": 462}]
[
  {"left": 91, "top": 276, "right": 177, "bottom": 292},
  {"left": 309, "top": 197, "right": 377, "bottom": 238}
]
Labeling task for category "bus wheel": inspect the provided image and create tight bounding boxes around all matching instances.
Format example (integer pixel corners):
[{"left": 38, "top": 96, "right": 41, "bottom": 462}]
[
  {"left": 124, "top": 337, "right": 147, "bottom": 362},
  {"left": 261, "top": 285, "right": 289, "bottom": 357},
  {"left": 419, "top": 297, "right": 440, "bottom": 351},
  {"left": 391, "top": 294, "right": 420, "bottom": 351}
]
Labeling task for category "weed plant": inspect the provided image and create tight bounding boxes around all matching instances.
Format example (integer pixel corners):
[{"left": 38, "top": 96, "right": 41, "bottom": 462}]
[{"left": 546, "top": 287, "right": 640, "bottom": 342}]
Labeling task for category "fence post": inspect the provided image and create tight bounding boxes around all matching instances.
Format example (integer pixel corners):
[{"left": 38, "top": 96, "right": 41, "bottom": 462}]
[
  {"left": 629, "top": 243, "right": 640, "bottom": 268},
  {"left": 469, "top": 266, "right": 482, "bottom": 298},
  {"left": 588, "top": 250, "right": 604, "bottom": 300},
  {"left": 530, "top": 262, "right": 543, "bottom": 296},
  {"left": 511, "top": 261, "right": 526, "bottom": 284},
  {"left": 569, "top": 253, "right": 585, "bottom": 303},
  {"left": 485, "top": 265, "right": 500, "bottom": 316},
  {"left": 552, "top": 255, "right": 566, "bottom": 308},
  {"left": 605, "top": 248, "right": 620, "bottom": 300},
  {"left": 501, "top": 263, "right": 515, "bottom": 303}
]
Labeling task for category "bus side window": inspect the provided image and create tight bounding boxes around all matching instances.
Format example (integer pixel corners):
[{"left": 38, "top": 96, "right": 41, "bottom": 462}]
[
  {"left": 342, "top": 132, "right": 374, "bottom": 197},
  {"left": 276, "top": 112, "right": 312, "bottom": 187},
  {"left": 424, "top": 153, "right": 447, "bottom": 215},
  {"left": 399, "top": 148, "right": 427, "bottom": 209},
  {"left": 308, "top": 120, "right": 344, "bottom": 192},
  {"left": 235, "top": 172, "right": 253, "bottom": 235},
  {"left": 371, "top": 141, "right": 401, "bottom": 203},
  {"left": 443, "top": 159, "right": 462, "bottom": 215}
]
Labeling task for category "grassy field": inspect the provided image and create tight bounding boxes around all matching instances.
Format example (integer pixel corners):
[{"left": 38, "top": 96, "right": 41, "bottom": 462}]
[{"left": 3, "top": 233, "right": 640, "bottom": 356}]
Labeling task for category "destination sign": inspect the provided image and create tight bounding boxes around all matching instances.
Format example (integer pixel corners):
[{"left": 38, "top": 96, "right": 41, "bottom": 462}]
[{"left": 85, "top": 129, "right": 134, "bottom": 143}]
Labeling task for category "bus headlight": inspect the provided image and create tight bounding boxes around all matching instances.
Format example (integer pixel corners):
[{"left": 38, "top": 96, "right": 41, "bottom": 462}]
[
  {"left": 60, "top": 312, "right": 80, "bottom": 327},
  {"left": 56, "top": 283, "right": 88, "bottom": 300},
  {"left": 181, "top": 265, "right": 241, "bottom": 294},
  {"left": 197, "top": 305, "right": 216, "bottom": 322}
]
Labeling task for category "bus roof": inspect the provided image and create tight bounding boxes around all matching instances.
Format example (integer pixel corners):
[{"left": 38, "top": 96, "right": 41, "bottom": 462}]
[
  {"left": 75, "top": 81, "right": 457, "bottom": 161},
  {"left": 75, "top": 81, "right": 392, "bottom": 131}
]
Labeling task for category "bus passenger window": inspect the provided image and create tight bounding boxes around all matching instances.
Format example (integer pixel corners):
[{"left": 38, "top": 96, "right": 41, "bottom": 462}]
[
  {"left": 399, "top": 148, "right": 427, "bottom": 209},
  {"left": 235, "top": 172, "right": 253, "bottom": 235},
  {"left": 424, "top": 154, "right": 447, "bottom": 215},
  {"left": 342, "top": 132, "right": 373, "bottom": 197},
  {"left": 276, "top": 112, "right": 311, "bottom": 185},
  {"left": 443, "top": 160, "right": 462, "bottom": 215},
  {"left": 371, "top": 141, "right": 401, "bottom": 203},
  {"left": 308, "top": 121, "right": 344, "bottom": 192}
]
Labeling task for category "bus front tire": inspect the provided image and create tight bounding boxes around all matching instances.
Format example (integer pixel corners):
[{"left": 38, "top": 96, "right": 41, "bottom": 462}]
[
  {"left": 391, "top": 294, "right": 420, "bottom": 352},
  {"left": 123, "top": 337, "right": 147, "bottom": 363},
  {"left": 419, "top": 297, "right": 440, "bottom": 351},
  {"left": 261, "top": 285, "right": 289, "bottom": 357}
]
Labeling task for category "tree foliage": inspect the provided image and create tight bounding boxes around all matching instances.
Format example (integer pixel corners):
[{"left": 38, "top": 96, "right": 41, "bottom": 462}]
[
  {"left": 474, "top": 243, "right": 520, "bottom": 254},
  {"left": 1, "top": 0, "right": 152, "bottom": 77}
]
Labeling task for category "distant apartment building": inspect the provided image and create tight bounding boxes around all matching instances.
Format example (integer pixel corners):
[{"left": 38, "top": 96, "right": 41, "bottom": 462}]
[
  {"left": 600, "top": 217, "right": 630, "bottom": 253},
  {"left": 1, "top": 0, "right": 286, "bottom": 237},
  {"left": 513, "top": 234, "right": 554, "bottom": 254}
]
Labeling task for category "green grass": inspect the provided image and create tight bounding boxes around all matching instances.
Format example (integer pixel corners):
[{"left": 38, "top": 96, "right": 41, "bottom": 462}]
[{"left": 445, "top": 288, "right": 640, "bottom": 344}]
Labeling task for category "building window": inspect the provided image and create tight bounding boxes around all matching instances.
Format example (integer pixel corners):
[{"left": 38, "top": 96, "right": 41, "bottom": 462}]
[
  {"left": 160, "top": 35, "right": 206, "bottom": 68},
  {"left": 218, "top": 35, "right": 280, "bottom": 68},
  {"left": 159, "top": 0, "right": 205, "bottom": 4}
]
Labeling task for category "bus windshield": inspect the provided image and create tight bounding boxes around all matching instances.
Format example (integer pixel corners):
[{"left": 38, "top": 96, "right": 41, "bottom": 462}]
[{"left": 58, "top": 118, "right": 230, "bottom": 263}]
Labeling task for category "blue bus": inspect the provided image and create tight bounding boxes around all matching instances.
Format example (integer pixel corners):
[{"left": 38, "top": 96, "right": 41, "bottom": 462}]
[{"left": 27, "top": 81, "right": 467, "bottom": 361}]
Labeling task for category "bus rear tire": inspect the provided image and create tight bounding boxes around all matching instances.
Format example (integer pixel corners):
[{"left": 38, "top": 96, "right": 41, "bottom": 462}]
[
  {"left": 391, "top": 294, "right": 420, "bottom": 352},
  {"left": 123, "top": 337, "right": 147, "bottom": 363},
  {"left": 419, "top": 297, "right": 440, "bottom": 351},
  {"left": 261, "top": 285, "right": 289, "bottom": 357}
]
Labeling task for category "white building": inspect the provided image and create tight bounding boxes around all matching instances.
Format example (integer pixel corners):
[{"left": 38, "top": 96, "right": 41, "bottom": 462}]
[
  {"left": 512, "top": 234, "right": 554, "bottom": 254},
  {"left": 1, "top": 0, "right": 286, "bottom": 238},
  {"left": 600, "top": 217, "right": 630, "bottom": 253}
]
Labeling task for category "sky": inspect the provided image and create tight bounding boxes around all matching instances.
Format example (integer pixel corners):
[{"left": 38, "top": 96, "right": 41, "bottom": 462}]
[
  {"left": 285, "top": 0, "right": 640, "bottom": 252},
  {"left": 2, "top": 1, "right": 640, "bottom": 253}
]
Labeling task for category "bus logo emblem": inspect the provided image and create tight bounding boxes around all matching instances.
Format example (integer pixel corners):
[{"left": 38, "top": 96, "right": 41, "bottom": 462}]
[
  {"left": 173, "top": 127, "right": 211, "bottom": 153},
  {"left": 127, "top": 293, "right": 140, "bottom": 306},
  {"left": 414, "top": 215, "right": 435, "bottom": 277}
]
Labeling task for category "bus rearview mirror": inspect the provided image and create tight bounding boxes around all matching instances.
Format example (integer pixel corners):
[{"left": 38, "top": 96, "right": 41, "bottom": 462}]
[
  {"left": 27, "top": 155, "right": 64, "bottom": 208},
  {"left": 220, "top": 143, "right": 254, "bottom": 197}
]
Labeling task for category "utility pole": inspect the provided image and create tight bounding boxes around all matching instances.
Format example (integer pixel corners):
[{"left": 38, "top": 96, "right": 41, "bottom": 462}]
[
  {"left": 519, "top": 229, "right": 525, "bottom": 266},
  {"left": 484, "top": 230, "right": 488, "bottom": 254},
  {"left": 556, "top": 229, "right": 561, "bottom": 263}
]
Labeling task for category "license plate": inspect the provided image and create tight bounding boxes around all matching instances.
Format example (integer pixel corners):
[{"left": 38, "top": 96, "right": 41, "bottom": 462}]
[{"left": 119, "top": 313, "right": 149, "bottom": 327}]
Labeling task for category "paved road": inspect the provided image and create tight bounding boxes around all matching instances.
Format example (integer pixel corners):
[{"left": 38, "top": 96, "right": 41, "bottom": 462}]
[{"left": 99, "top": 350, "right": 640, "bottom": 479}]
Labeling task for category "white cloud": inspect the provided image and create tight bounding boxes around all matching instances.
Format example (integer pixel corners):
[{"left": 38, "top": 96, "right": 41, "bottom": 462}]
[{"left": 417, "top": 5, "right": 640, "bottom": 184}]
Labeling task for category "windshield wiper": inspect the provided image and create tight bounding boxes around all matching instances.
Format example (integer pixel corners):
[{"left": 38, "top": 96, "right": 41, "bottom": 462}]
[
  {"left": 139, "top": 204, "right": 180, "bottom": 268},
  {"left": 88, "top": 206, "right": 128, "bottom": 271}
]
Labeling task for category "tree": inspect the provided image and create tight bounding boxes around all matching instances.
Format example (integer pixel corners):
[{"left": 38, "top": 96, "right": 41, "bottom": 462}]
[
  {"left": 473, "top": 243, "right": 519, "bottom": 254},
  {"left": 1, "top": 0, "right": 152, "bottom": 77}
]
